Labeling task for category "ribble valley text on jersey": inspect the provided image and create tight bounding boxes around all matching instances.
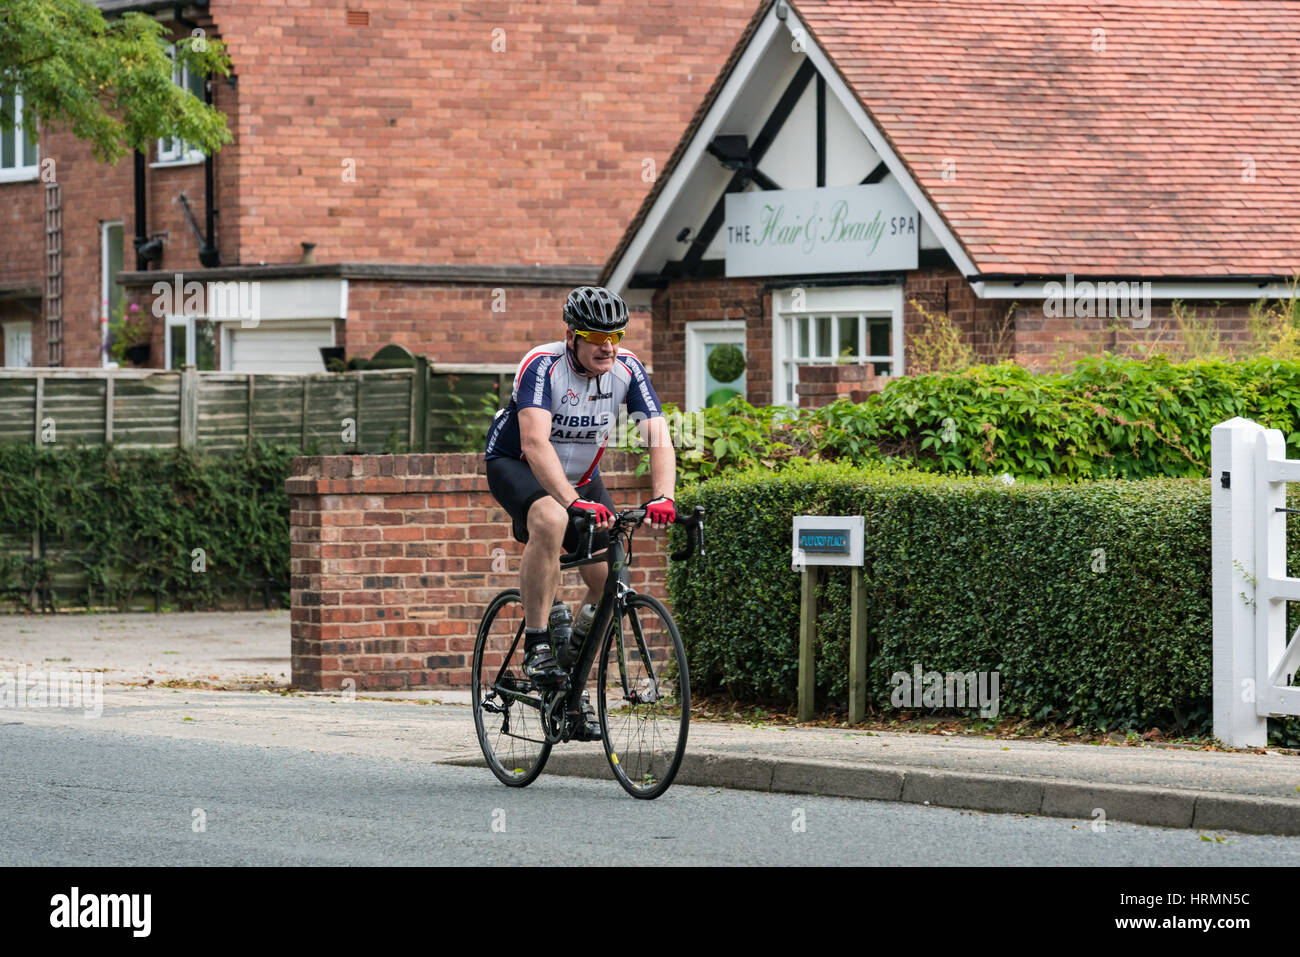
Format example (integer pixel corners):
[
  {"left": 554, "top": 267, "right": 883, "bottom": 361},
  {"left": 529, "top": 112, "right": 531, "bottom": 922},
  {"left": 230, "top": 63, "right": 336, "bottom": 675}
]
[{"left": 551, "top": 410, "right": 615, "bottom": 441}]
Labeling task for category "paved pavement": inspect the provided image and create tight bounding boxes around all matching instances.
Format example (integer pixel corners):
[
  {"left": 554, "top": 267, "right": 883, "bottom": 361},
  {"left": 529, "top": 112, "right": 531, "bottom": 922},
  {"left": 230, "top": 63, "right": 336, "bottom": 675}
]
[{"left": 3, "top": 610, "right": 1300, "bottom": 835}]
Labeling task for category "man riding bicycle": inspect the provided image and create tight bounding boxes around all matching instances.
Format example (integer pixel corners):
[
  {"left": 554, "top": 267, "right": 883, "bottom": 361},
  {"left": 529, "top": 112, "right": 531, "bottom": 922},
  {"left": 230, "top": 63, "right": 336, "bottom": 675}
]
[{"left": 484, "top": 285, "right": 677, "bottom": 738}]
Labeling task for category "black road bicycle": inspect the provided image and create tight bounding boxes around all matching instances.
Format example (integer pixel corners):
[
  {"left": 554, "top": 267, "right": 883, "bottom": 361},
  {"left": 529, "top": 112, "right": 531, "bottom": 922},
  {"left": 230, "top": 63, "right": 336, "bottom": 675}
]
[{"left": 471, "top": 505, "right": 704, "bottom": 799}]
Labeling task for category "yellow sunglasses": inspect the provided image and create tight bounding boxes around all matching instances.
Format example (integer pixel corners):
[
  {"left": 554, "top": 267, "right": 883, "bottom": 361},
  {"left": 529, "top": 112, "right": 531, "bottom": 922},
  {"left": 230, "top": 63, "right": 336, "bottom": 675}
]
[{"left": 573, "top": 328, "right": 625, "bottom": 345}]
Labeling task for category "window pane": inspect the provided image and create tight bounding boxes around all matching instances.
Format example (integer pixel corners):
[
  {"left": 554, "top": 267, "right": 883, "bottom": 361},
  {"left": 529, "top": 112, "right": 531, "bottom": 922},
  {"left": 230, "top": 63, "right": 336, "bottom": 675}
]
[
  {"left": 815, "top": 316, "right": 831, "bottom": 358},
  {"left": 23, "top": 121, "right": 37, "bottom": 166},
  {"left": 106, "top": 225, "right": 124, "bottom": 319},
  {"left": 196, "top": 320, "right": 216, "bottom": 370},
  {"left": 838, "top": 315, "right": 859, "bottom": 359},
  {"left": 1, "top": 96, "right": 13, "bottom": 168},
  {"left": 169, "top": 324, "right": 187, "bottom": 369},
  {"left": 868, "top": 316, "right": 891, "bottom": 358},
  {"left": 797, "top": 317, "right": 808, "bottom": 358}
]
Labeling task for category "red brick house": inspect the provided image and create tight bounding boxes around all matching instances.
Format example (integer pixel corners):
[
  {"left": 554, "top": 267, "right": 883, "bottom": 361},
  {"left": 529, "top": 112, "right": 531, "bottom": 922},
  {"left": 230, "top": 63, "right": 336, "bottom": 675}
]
[
  {"left": 0, "top": 0, "right": 757, "bottom": 371},
  {"left": 602, "top": 0, "right": 1300, "bottom": 409}
]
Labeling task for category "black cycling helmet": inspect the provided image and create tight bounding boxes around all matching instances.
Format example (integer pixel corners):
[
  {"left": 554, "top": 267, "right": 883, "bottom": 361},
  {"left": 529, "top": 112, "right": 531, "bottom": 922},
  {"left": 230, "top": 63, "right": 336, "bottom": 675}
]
[{"left": 563, "top": 286, "right": 629, "bottom": 333}]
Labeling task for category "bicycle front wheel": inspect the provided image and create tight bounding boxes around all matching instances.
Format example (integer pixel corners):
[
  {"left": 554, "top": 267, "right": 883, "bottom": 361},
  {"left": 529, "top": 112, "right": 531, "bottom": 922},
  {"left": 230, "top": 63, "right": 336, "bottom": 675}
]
[
  {"left": 596, "top": 593, "right": 690, "bottom": 799},
  {"left": 472, "top": 589, "right": 551, "bottom": 787}
]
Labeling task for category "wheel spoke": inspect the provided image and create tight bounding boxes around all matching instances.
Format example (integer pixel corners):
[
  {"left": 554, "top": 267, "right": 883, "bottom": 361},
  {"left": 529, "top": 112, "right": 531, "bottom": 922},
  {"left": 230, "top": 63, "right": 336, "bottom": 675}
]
[
  {"left": 472, "top": 591, "right": 552, "bottom": 786},
  {"left": 598, "top": 594, "right": 689, "bottom": 799}
]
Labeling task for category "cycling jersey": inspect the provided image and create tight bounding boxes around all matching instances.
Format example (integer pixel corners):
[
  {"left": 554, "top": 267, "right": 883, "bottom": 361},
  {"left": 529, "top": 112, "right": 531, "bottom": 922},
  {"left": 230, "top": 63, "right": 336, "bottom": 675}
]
[{"left": 484, "top": 341, "right": 662, "bottom": 485}]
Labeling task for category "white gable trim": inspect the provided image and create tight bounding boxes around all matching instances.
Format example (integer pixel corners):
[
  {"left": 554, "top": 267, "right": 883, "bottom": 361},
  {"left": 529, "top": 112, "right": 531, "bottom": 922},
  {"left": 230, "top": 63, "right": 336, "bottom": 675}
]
[
  {"left": 606, "top": 9, "right": 784, "bottom": 296},
  {"left": 606, "top": 1, "right": 978, "bottom": 295}
]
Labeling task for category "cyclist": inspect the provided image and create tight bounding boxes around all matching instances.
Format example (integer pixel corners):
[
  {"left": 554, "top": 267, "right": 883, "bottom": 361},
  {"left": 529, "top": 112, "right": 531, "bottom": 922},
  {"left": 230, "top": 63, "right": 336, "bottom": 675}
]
[{"left": 484, "top": 286, "right": 677, "bottom": 738}]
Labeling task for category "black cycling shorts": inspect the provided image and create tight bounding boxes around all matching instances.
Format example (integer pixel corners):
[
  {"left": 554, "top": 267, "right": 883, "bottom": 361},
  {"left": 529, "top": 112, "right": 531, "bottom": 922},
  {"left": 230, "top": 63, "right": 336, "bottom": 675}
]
[{"left": 485, "top": 456, "right": 615, "bottom": 553}]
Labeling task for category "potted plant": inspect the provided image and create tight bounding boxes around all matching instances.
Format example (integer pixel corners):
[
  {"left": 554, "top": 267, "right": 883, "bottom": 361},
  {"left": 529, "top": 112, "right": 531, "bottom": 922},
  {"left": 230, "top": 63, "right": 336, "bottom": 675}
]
[{"left": 107, "top": 300, "right": 152, "bottom": 366}]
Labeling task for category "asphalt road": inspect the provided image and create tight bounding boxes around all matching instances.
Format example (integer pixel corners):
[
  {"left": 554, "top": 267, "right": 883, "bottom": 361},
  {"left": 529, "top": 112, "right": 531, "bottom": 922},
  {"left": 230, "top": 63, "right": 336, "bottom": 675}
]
[{"left": 4, "top": 723, "right": 1300, "bottom": 866}]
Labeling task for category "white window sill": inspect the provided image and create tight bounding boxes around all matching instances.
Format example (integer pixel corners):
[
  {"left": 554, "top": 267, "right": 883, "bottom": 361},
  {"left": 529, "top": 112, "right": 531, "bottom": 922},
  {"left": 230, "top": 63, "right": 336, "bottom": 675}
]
[
  {"left": 0, "top": 168, "right": 40, "bottom": 184},
  {"left": 150, "top": 156, "right": 206, "bottom": 169}
]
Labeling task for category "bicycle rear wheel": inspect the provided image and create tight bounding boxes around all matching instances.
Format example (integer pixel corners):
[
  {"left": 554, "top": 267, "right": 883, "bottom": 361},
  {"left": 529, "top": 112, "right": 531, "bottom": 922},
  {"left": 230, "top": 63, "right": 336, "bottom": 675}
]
[
  {"left": 472, "top": 589, "right": 551, "bottom": 787},
  {"left": 596, "top": 593, "right": 690, "bottom": 799}
]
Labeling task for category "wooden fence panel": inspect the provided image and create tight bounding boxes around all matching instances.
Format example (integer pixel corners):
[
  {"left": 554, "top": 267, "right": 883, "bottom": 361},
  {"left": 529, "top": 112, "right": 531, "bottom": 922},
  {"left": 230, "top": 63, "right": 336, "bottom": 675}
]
[
  {"left": 0, "top": 364, "right": 492, "bottom": 455},
  {"left": 0, "top": 377, "right": 37, "bottom": 443},
  {"left": 111, "top": 374, "right": 182, "bottom": 449},
  {"left": 359, "top": 373, "right": 414, "bottom": 451},
  {"left": 39, "top": 378, "right": 109, "bottom": 446},
  {"left": 303, "top": 374, "right": 355, "bottom": 453},
  {"left": 196, "top": 374, "right": 255, "bottom": 451},
  {"left": 428, "top": 370, "right": 504, "bottom": 452}
]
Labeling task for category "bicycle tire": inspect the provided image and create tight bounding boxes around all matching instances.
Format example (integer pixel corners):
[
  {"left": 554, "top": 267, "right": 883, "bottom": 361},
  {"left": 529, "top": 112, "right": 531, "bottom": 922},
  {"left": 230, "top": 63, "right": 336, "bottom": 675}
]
[
  {"left": 596, "top": 593, "right": 690, "bottom": 799},
  {"left": 472, "top": 589, "right": 552, "bottom": 787}
]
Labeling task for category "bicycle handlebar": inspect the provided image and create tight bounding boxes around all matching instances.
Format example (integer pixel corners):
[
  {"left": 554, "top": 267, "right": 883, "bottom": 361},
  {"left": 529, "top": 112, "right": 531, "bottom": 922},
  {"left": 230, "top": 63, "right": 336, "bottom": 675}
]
[{"left": 561, "top": 505, "right": 706, "bottom": 564}]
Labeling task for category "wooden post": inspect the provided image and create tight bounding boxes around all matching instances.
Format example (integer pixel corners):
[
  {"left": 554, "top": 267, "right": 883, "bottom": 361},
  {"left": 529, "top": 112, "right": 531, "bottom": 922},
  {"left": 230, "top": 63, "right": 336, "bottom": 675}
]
[
  {"left": 33, "top": 375, "right": 43, "bottom": 447},
  {"left": 104, "top": 374, "right": 114, "bottom": 444},
  {"left": 410, "top": 357, "right": 429, "bottom": 452},
  {"left": 412, "top": 355, "right": 430, "bottom": 452},
  {"left": 798, "top": 566, "right": 818, "bottom": 722},
  {"left": 246, "top": 375, "right": 255, "bottom": 446},
  {"left": 179, "top": 366, "right": 198, "bottom": 449},
  {"left": 849, "top": 566, "right": 869, "bottom": 724},
  {"left": 354, "top": 374, "right": 362, "bottom": 451},
  {"left": 300, "top": 376, "right": 310, "bottom": 448}
]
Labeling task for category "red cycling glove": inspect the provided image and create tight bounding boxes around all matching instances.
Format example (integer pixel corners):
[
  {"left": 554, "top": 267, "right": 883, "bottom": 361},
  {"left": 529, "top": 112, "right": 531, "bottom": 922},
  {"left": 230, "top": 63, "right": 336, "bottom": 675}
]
[
  {"left": 568, "top": 498, "right": 613, "bottom": 524},
  {"left": 646, "top": 496, "right": 676, "bottom": 526}
]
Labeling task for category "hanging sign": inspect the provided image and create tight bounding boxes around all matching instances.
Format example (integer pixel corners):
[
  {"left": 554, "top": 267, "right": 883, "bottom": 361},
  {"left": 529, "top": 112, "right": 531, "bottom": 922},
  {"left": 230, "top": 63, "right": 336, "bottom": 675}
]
[{"left": 725, "top": 182, "right": 919, "bottom": 277}]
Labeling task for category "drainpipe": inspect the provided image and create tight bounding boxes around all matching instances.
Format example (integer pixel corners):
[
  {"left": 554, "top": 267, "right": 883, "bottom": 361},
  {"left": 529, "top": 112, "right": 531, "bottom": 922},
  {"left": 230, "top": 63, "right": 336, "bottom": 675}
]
[
  {"left": 174, "top": 4, "right": 220, "bottom": 267},
  {"left": 200, "top": 76, "right": 220, "bottom": 267},
  {"left": 132, "top": 151, "right": 163, "bottom": 269}
]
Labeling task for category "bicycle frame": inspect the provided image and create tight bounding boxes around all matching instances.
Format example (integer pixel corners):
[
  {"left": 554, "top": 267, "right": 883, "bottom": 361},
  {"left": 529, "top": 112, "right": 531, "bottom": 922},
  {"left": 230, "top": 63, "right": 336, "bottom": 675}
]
[
  {"left": 485, "top": 524, "right": 640, "bottom": 724},
  {"left": 556, "top": 527, "right": 638, "bottom": 714},
  {"left": 485, "top": 506, "right": 702, "bottom": 721}
]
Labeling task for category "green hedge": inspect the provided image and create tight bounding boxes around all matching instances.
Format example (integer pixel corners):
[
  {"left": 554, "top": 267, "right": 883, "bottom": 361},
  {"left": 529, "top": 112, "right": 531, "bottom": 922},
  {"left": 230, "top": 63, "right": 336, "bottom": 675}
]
[
  {"left": 668, "top": 462, "right": 1300, "bottom": 741},
  {"left": 0, "top": 443, "right": 293, "bottom": 610},
  {"left": 653, "top": 356, "right": 1300, "bottom": 483}
]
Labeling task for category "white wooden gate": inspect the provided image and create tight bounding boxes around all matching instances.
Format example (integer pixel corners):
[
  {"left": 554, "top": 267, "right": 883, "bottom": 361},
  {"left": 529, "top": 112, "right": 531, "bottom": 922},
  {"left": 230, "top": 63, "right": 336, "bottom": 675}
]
[{"left": 1212, "top": 417, "right": 1300, "bottom": 747}]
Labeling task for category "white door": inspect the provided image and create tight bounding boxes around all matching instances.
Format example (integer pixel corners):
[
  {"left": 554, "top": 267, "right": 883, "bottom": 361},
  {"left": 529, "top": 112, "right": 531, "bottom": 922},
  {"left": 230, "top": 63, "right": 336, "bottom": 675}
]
[
  {"left": 685, "top": 320, "right": 748, "bottom": 411},
  {"left": 225, "top": 321, "right": 333, "bottom": 373},
  {"left": 3, "top": 321, "right": 32, "bottom": 367}
]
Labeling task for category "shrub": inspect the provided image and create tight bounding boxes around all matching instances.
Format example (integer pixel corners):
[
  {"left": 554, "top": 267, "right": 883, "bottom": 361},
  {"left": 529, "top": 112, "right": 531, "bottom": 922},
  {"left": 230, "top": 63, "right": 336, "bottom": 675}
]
[
  {"left": 668, "top": 462, "right": 1300, "bottom": 741},
  {"left": 0, "top": 442, "right": 293, "bottom": 610},
  {"left": 639, "top": 356, "right": 1300, "bottom": 484}
]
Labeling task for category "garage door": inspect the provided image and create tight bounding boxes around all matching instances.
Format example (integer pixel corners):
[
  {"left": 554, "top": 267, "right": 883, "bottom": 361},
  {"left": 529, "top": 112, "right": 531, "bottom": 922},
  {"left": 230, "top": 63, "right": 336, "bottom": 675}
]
[{"left": 227, "top": 322, "right": 333, "bottom": 373}]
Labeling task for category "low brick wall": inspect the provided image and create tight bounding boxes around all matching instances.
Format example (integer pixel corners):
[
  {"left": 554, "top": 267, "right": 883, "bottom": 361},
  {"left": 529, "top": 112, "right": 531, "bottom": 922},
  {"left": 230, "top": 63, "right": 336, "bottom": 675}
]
[
  {"left": 287, "top": 452, "right": 662, "bottom": 690},
  {"left": 796, "top": 362, "right": 889, "bottom": 407}
]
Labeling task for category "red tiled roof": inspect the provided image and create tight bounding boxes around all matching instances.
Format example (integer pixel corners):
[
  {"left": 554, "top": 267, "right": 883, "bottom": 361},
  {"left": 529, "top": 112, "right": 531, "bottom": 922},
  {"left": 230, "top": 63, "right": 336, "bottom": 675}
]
[{"left": 800, "top": 0, "right": 1300, "bottom": 276}]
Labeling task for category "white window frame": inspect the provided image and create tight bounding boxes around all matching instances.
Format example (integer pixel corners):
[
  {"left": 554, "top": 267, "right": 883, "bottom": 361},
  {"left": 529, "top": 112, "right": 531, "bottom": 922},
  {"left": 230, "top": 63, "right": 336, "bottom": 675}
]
[
  {"left": 771, "top": 284, "right": 905, "bottom": 408},
  {"left": 0, "top": 91, "right": 40, "bottom": 183},
  {"left": 154, "top": 45, "right": 206, "bottom": 167},
  {"left": 165, "top": 315, "right": 190, "bottom": 369},
  {"left": 101, "top": 220, "right": 124, "bottom": 368},
  {"left": 685, "top": 319, "right": 747, "bottom": 412},
  {"left": 165, "top": 314, "right": 219, "bottom": 369},
  {"left": 3, "top": 320, "right": 33, "bottom": 368}
]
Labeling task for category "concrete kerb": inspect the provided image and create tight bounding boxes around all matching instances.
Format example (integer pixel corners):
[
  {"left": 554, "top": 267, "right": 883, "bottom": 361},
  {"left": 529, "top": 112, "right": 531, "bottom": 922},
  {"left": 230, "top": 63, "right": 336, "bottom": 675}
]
[{"left": 441, "top": 750, "right": 1300, "bottom": 835}]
